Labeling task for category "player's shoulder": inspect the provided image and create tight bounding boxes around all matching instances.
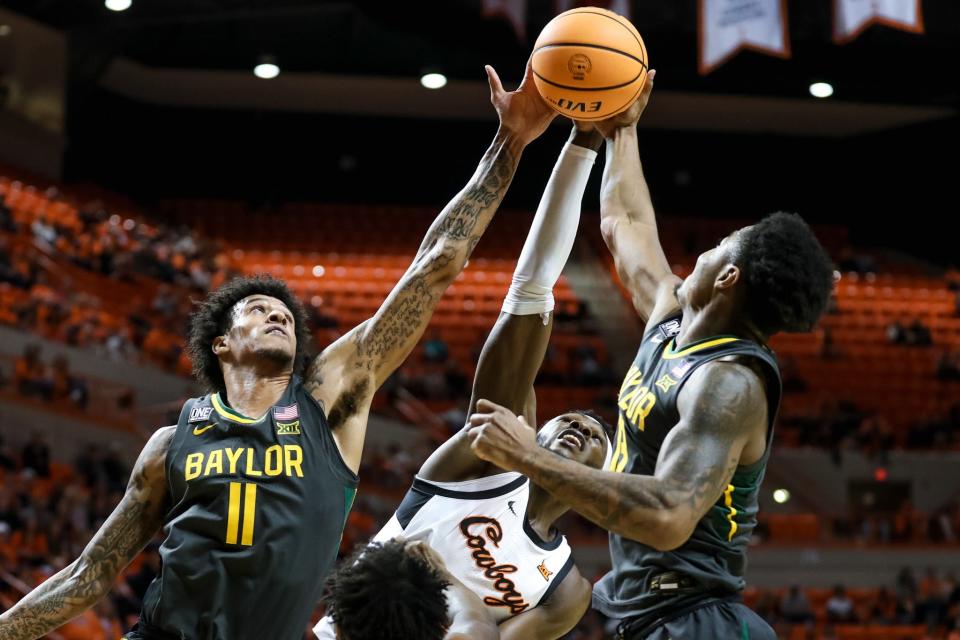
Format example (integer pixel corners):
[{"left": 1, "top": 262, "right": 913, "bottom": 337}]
[{"left": 143, "top": 425, "right": 177, "bottom": 459}]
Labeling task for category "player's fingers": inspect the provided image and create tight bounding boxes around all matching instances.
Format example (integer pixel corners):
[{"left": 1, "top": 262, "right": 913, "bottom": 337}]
[
  {"left": 485, "top": 65, "right": 504, "bottom": 100},
  {"left": 475, "top": 398, "right": 507, "bottom": 413},
  {"left": 467, "top": 412, "right": 493, "bottom": 426}
]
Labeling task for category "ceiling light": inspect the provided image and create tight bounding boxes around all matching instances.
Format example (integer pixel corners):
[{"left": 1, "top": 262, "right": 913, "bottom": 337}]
[
  {"left": 809, "top": 82, "right": 834, "bottom": 99},
  {"left": 421, "top": 73, "right": 447, "bottom": 90}
]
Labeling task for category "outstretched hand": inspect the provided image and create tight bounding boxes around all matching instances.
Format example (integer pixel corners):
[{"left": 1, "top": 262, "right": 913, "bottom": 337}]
[
  {"left": 486, "top": 62, "right": 557, "bottom": 146},
  {"left": 593, "top": 69, "right": 656, "bottom": 139}
]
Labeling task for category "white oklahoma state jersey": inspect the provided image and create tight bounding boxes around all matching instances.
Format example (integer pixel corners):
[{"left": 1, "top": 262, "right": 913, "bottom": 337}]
[{"left": 314, "top": 472, "right": 575, "bottom": 637}]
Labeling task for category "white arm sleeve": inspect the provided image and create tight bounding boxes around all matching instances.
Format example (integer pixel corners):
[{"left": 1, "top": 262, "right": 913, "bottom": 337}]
[{"left": 501, "top": 142, "right": 598, "bottom": 317}]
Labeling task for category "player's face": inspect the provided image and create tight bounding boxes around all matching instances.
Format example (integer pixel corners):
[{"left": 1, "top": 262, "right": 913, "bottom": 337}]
[
  {"left": 538, "top": 413, "right": 609, "bottom": 468},
  {"left": 676, "top": 228, "right": 746, "bottom": 309},
  {"left": 225, "top": 295, "right": 297, "bottom": 365}
]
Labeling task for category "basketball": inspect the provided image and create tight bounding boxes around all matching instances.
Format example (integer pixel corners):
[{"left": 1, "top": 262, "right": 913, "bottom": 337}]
[{"left": 531, "top": 8, "right": 648, "bottom": 121}]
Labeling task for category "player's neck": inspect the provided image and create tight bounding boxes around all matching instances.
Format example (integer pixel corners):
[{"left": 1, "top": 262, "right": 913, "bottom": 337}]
[
  {"left": 221, "top": 366, "right": 292, "bottom": 419},
  {"left": 526, "top": 483, "right": 567, "bottom": 541},
  {"left": 676, "top": 304, "right": 763, "bottom": 349}
]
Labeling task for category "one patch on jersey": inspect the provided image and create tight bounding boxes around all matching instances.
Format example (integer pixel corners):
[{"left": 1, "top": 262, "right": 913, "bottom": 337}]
[
  {"left": 655, "top": 374, "right": 679, "bottom": 393},
  {"left": 658, "top": 319, "right": 681, "bottom": 340},
  {"left": 273, "top": 403, "right": 299, "bottom": 421},
  {"left": 537, "top": 560, "right": 553, "bottom": 581},
  {"left": 188, "top": 406, "right": 213, "bottom": 423},
  {"left": 671, "top": 361, "right": 694, "bottom": 378},
  {"left": 276, "top": 420, "right": 301, "bottom": 436}
]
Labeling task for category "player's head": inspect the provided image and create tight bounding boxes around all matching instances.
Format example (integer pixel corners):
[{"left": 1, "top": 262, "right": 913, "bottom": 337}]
[
  {"left": 325, "top": 540, "right": 450, "bottom": 640},
  {"left": 537, "top": 409, "right": 614, "bottom": 469},
  {"left": 188, "top": 274, "right": 311, "bottom": 393},
  {"left": 676, "top": 212, "right": 834, "bottom": 336}
]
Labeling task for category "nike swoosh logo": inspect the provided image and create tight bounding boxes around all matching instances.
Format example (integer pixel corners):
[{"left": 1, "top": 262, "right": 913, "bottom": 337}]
[{"left": 192, "top": 424, "right": 215, "bottom": 436}]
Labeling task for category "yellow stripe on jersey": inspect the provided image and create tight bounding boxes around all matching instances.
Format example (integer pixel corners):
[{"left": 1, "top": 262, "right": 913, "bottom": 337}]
[
  {"left": 662, "top": 337, "right": 740, "bottom": 360},
  {"left": 723, "top": 484, "right": 738, "bottom": 541},
  {"left": 211, "top": 393, "right": 268, "bottom": 424},
  {"left": 241, "top": 483, "right": 257, "bottom": 546},
  {"left": 226, "top": 482, "right": 242, "bottom": 544}
]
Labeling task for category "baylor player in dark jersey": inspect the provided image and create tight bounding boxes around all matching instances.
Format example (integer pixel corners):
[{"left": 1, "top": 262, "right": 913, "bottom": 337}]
[
  {"left": 0, "top": 62, "right": 558, "bottom": 640},
  {"left": 466, "top": 71, "right": 835, "bottom": 639}
]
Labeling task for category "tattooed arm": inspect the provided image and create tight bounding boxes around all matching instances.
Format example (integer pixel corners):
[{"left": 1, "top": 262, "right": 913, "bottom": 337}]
[
  {"left": 305, "top": 62, "right": 556, "bottom": 474},
  {"left": 0, "top": 427, "right": 173, "bottom": 640},
  {"left": 466, "top": 362, "right": 768, "bottom": 551}
]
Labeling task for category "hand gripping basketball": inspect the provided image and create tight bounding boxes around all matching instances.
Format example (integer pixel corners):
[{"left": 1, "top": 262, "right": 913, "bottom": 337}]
[
  {"left": 592, "top": 69, "right": 656, "bottom": 139},
  {"left": 486, "top": 62, "right": 557, "bottom": 146}
]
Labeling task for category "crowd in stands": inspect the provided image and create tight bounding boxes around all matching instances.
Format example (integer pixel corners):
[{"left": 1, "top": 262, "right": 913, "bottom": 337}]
[
  {"left": 779, "top": 395, "right": 960, "bottom": 456},
  {"left": 0, "top": 433, "right": 143, "bottom": 639},
  {"left": 750, "top": 568, "right": 960, "bottom": 638},
  {"left": 2, "top": 344, "right": 90, "bottom": 410}
]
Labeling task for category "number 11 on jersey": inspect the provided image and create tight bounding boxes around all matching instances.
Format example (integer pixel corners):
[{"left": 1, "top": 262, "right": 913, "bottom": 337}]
[{"left": 227, "top": 482, "right": 257, "bottom": 545}]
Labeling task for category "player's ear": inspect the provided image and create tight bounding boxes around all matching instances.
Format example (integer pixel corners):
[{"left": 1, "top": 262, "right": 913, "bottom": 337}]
[
  {"left": 715, "top": 264, "right": 740, "bottom": 291},
  {"left": 212, "top": 335, "right": 228, "bottom": 356}
]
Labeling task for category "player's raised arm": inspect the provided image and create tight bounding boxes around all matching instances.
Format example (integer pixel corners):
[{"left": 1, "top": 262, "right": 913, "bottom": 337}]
[
  {"left": 466, "top": 359, "right": 767, "bottom": 551},
  {"left": 419, "top": 124, "right": 601, "bottom": 481},
  {"left": 0, "top": 427, "right": 173, "bottom": 640},
  {"left": 304, "top": 62, "right": 556, "bottom": 472},
  {"left": 595, "top": 70, "right": 682, "bottom": 327}
]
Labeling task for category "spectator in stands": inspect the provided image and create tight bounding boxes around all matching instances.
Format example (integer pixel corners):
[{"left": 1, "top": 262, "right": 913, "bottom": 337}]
[
  {"left": 423, "top": 329, "right": 449, "bottom": 363},
  {"left": 938, "top": 351, "right": 960, "bottom": 381},
  {"left": 780, "top": 584, "right": 815, "bottom": 625},
  {"left": 20, "top": 431, "right": 51, "bottom": 477},
  {"left": 825, "top": 584, "right": 856, "bottom": 623},
  {"left": 100, "top": 442, "right": 129, "bottom": 493},
  {"left": 887, "top": 318, "right": 908, "bottom": 345},
  {"left": 919, "top": 566, "right": 948, "bottom": 625},
  {"left": 856, "top": 412, "right": 894, "bottom": 463},
  {"left": 897, "top": 566, "right": 919, "bottom": 600},
  {"left": 908, "top": 318, "right": 933, "bottom": 346},
  {"left": 30, "top": 214, "right": 57, "bottom": 246},
  {"left": 151, "top": 284, "right": 178, "bottom": 318},
  {"left": 51, "top": 355, "right": 88, "bottom": 409},
  {"left": 868, "top": 586, "right": 896, "bottom": 624},
  {"left": 14, "top": 344, "right": 52, "bottom": 401}
]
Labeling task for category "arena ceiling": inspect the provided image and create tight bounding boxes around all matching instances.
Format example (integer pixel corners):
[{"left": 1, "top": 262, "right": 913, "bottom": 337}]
[{"left": 5, "top": 0, "right": 959, "bottom": 108}]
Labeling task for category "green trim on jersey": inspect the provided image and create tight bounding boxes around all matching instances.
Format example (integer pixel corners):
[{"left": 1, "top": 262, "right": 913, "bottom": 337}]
[
  {"left": 211, "top": 392, "right": 269, "bottom": 424},
  {"left": 662, "top": 336, "right": 740, "bottom": 360}
]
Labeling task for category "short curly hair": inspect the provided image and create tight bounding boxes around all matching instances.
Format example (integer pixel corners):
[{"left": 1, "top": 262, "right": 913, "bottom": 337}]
[
  {"left": 734, "top": 212, "right": 834, "bottom": 335},
  {"left": 187, "top": 274, "right": 311, "bottom": 393},
  {"left": 325, "top": 540, "right": 450, "bottom": 640}
]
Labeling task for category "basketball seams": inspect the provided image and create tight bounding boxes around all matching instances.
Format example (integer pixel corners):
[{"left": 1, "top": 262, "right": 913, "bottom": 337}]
[
  {"left": 549, "top": 9, "right": 645, "bottom": 54},
  {"left": 532, "top": 42, "right": 648, "bottom": 68},
  {"left": 532, "top": 68, "right": 644, "bottom": 93}
]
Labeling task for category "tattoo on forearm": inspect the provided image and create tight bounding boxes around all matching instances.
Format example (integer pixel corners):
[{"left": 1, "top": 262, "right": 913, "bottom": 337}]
[
  {"left": 0, "top": 429, "right": 171, "bottom": 640},
  {"left": 521, "top": 365, "right": 758, "bottom": 544},
  {"left": 308, "top": 135, "right": 520, "bottom": 401}
]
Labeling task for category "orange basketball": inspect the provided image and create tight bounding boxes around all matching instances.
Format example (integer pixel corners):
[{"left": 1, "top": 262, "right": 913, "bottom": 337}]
[{"left": 531, "top": 8, "right": 648, "bottom": 121}]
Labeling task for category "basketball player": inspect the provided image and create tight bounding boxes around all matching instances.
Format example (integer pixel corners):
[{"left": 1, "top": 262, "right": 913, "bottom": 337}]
[
  {"left": 0, "top": 62, "right": 557, "bottom": 640},
  {"left": 315, "top": 122, "right": 614, "bottom": 640},
  {"left": 466, "top": 72, "right": 836, "bottom": 639},
  {"left": 324, "top": 538, "right": 498, "bottom": 640}
]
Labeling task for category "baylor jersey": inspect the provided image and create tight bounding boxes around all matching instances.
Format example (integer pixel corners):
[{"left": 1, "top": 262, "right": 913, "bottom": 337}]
[
  {"left": 135, "top": 375, "right": 358, "bottom": 640},
  {"left": 592, "top": 314, "right": 781, "bottom": 622}
]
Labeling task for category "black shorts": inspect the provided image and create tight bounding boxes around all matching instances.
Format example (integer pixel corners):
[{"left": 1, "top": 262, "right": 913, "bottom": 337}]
[{"left": 619, "top": 597, "right": 776, "bottom": 640}]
